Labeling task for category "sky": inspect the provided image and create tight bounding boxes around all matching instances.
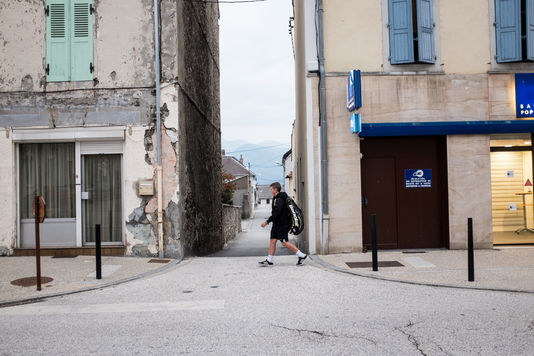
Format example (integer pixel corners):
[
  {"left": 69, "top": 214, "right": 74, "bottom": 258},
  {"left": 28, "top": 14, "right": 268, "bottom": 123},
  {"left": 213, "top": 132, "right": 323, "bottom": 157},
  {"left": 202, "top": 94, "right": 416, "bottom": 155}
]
[{"left": 219, "top": 0, "right": 295, "bottom": 146}]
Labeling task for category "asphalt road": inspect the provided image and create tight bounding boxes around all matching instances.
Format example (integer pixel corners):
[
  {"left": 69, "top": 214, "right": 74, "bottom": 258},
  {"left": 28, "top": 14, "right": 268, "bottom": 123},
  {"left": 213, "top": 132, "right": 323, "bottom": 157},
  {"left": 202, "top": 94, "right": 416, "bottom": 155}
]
[{"left": 1, "top": 207, "right": 534, "bottom": 355}]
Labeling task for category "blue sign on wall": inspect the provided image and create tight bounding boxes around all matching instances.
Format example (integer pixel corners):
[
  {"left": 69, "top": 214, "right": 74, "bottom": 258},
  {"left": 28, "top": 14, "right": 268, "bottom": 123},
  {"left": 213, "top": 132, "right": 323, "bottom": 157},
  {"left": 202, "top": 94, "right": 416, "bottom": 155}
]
[
  {"left": 405, "top": 169, "right": 432, "bottom": 188},
  {"left": 515, "top": 73, "right": 534, "bottom": 118},
  {"left": 350, "top": 113, "right": 362, "bottom": 134},
  {"left": 347, "top": 70, "right": 362, "bottom": 111}
]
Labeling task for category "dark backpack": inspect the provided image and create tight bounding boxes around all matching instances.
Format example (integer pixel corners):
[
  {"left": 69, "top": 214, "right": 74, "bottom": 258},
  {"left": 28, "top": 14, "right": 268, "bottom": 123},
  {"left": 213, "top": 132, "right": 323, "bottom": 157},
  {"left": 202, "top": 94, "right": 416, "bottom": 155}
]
[{"left": 286, "top": 197, "right": 304, "bottom": 235}]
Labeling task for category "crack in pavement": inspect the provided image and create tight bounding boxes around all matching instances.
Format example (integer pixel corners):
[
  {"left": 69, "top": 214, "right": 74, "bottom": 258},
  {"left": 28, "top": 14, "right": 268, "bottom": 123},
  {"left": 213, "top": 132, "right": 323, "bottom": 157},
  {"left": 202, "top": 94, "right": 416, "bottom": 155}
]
[
  {"left": 395, "top": 321, "right": 427, "bottom": 356},
  {"left": 271, "top": 324, "right": 377, "bottom": 345}
]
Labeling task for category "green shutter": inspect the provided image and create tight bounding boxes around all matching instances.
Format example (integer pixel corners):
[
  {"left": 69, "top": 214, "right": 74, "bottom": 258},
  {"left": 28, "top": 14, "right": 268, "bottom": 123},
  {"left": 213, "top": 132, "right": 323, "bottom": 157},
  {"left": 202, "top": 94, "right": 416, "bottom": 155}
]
[
  {"left": 46, "top": 0, "right": 70, "bottom": 82},
  {"left": 70, "top": 0, "right": 93, "bottom": 81}
]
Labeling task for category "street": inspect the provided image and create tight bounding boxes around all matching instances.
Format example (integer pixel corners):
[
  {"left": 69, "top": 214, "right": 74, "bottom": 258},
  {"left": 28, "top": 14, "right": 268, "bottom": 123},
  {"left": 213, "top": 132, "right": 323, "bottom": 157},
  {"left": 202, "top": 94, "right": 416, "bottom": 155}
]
[{"left": 1, "top": 206, "right": 534, "bottom": 355}]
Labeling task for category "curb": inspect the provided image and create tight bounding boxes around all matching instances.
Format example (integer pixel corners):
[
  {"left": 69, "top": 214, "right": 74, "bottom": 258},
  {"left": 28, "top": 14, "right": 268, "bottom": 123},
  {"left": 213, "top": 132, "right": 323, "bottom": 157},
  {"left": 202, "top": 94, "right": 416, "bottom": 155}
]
[
  {"left": 0, "top": 258, "right": 183, "bottom": 308},
  {"left": 309, "top": 255, "right": 534, "bottom": 295}
]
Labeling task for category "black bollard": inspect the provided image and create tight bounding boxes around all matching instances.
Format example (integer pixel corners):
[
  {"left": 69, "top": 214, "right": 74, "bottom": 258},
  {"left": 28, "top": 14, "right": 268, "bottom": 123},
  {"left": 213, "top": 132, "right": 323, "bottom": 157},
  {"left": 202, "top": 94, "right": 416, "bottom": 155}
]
[
  {"left": 371, "top": 214, "right": 378, "bottom": 271},
  {"left": 468, "top": 218, "right": 474, "bottom": 282},
  {"left": 34, "top": 196, "right": 42, "bottom": 291},
  {"left": 95, "top": 224, "right": 102, "bottom": 280}
]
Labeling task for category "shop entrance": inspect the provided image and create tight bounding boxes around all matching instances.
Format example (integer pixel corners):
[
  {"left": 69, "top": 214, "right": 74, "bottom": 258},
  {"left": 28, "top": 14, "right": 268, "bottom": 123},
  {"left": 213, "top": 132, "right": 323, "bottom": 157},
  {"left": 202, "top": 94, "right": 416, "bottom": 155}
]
[
  {"left": 361, "top": 136, "right": 449, "bottom": 250},
  {"left": 491, "top": 134, "right": 534, "bottom": 245}
]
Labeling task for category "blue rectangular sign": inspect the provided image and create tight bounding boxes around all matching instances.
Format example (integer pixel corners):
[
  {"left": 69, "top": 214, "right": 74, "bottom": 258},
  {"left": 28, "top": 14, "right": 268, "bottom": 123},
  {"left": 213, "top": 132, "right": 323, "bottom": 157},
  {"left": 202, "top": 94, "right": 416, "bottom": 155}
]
[
  {"left": 347, "top": 70, "right": 362, "bottom": 111},
  {"left": 515, "top": 73, "right": 534, "bottom": 118},
  {"left": 350, "top": 113, "right": 361, "bottom": 134},
  {"left": 405, "top": 169, "right": 432, "bottom": 188}
]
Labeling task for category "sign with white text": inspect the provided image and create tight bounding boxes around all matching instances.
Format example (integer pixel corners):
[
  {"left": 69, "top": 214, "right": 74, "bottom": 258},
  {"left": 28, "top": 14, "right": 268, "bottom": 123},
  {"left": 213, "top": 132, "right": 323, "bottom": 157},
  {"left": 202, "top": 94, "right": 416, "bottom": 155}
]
[{"left": 405, "top": 169, "right": 432, "bottom": 188}]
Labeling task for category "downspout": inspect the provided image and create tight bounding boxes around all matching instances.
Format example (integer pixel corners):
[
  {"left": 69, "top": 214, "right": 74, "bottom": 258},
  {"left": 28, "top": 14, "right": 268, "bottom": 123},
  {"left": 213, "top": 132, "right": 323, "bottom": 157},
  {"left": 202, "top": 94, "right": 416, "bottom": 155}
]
[
  {"left": 154, "top": 0, "right": 164, "bottom": 258},
  {"left": 316, "top": 0, "right": 328, "bottom": 254}
]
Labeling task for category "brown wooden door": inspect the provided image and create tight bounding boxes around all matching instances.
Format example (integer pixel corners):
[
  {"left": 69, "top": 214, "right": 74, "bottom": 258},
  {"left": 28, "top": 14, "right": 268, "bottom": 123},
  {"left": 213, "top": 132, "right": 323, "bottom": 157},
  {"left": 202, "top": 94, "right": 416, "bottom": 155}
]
[
  {"left": 361, "top": 136, "right": 448, "bottom": 249},
  {"left": 361, "top": 157, "right": 398, "bottom": 249}
]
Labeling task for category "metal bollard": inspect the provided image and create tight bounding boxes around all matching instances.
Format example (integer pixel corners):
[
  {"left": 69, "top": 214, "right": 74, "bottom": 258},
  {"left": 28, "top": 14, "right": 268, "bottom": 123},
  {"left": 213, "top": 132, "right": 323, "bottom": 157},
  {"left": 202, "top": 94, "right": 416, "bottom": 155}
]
[
  {"left": 371, "top": 214, "right": 378, "bottom": 272},
  {"left": 468, "top": 218, "right": 474, "bottom": 282},
  {"left": 95, "top": 224, "right": 102, "bottom": 280},
  {"left": 34, "top": 196, "right": 42, "bottom": 291}
]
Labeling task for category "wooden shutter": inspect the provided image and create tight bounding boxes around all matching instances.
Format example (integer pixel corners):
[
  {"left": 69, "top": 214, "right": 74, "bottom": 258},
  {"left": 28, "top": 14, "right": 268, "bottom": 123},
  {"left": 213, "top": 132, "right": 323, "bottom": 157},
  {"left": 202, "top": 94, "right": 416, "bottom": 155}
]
[
  {"left": 46, "top": 0, "right": 70, "bottom": 82},
  {"left": 389, "top": 0, "right": 414, "bottom": 64},
  {"left": 527, "top": 0, "right": 534, "bottom": 60},
  {"left": 416, "top": 0, "right": 435, "bottom": 63},
  {"left": 495, "top": 0, "right": 521, "bottom": 63},
  {"left": 70, "top": 0, "right": 93, "bottom": 81}
]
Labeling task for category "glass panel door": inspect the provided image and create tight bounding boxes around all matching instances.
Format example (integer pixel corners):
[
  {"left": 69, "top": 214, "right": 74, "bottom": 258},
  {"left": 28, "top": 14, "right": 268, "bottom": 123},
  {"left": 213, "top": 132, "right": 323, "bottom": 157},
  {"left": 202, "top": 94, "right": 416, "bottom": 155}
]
[
  {"left": 491, "top": 134, "right": 534, "bottom": 245},
  {"left": 83, "top": 154, "right": 122, "bottom": 244}
]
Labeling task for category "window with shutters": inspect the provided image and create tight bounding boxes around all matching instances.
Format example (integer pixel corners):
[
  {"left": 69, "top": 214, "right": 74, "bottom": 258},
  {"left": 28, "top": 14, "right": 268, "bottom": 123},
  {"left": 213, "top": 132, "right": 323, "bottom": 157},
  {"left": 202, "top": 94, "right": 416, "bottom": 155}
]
[
  {"left": 388, "top": 0, "right": 435, "bottom": 65},
  {"left": 46, "top": 0, "right": 94, "bottom": 82},
  {"left": 495, "top": 0, "right": 534, "bottom": 63}
]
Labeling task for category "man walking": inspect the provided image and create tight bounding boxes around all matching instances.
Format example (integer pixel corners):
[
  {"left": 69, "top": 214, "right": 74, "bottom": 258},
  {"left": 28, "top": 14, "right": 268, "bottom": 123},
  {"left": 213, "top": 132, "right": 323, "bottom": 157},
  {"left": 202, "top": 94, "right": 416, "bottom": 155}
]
[{"left": 259, "top": 182, "right": 307, "bottom": 266}]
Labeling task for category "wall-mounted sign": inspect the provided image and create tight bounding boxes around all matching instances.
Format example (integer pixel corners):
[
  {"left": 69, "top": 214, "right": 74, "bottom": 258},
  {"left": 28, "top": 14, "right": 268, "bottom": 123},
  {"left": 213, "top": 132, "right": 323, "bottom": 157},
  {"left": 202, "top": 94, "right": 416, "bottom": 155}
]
[
  {"left": 405, "top": 169, "right": 432, "bottom": 188},
  {"left": 507, "top": 170, "right": 514, "bottom": 178},
  {"left": 510, "top": 203, "right": 517, "bottom": 211},
  {"left": 350, "top": 113, "right": 361, "bottom": 134},
  {"left": 515, "top": 73, "right": 534, "bottom": 118},
  {"left": 347, "top": 69, "right": 362, "bottom": 111}
]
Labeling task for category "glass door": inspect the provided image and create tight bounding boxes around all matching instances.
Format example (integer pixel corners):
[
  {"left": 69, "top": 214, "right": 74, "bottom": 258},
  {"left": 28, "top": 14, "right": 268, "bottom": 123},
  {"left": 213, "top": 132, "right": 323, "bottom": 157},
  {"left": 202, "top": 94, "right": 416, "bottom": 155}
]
[
  {"left": 82, "top": 154, "right": 122, "bottom": 244},
  {"left": 491, "top": 134, "right": 534, "bottom": 245}
]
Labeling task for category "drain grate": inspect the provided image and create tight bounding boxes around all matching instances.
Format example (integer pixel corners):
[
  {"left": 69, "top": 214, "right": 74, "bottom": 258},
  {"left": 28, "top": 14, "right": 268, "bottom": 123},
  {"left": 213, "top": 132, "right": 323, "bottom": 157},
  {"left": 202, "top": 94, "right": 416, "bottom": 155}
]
[
  {"left": 52, "top": 255, "right": 78, "bottom": 258},
  {"left": 11, "top": 276, "right": 54, "bottom": 287},
  {"left": 346, "top": 261, "right": 404, "bottom": 268},
  {"left": 148, "top": 259, "right": 170, "bottom": 263}
]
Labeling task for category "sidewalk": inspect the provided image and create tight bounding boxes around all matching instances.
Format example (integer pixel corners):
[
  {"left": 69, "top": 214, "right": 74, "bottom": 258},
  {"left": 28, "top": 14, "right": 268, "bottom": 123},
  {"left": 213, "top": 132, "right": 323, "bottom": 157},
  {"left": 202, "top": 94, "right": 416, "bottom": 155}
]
[
  {"left": 313, "top": 246, "right": 534, "bottom": 293},
  {"left": 0, "top": 255, "right": 180, "bottom": 307}
]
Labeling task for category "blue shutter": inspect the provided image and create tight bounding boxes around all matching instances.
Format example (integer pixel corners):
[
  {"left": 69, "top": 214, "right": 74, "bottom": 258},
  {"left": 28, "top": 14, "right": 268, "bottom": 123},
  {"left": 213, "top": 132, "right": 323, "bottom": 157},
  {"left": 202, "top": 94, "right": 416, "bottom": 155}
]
[
  {"left": 46, "top": 0, "right": 70, "bottom": 82},
  {"left": 527, "top": 0, "right": 534, "bottom": 60},
  {"left": 416, "top": 0, "right": 435, "bottom": 63},
  {"left": 495, "top": 0, "right": 521, "bottom": 62},
  {"left": 70, "top": 0, "right": 93, "bottom": 81},
  {"left": 389, "top": 0, "right": 414, "bottom": 64}
]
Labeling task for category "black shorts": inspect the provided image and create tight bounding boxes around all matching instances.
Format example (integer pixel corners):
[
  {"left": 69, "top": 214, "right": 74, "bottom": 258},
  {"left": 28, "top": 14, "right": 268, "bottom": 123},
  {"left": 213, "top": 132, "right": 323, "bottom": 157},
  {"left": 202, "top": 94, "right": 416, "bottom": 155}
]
[{"left": 270, "top": 225, "right": 290, "bottom": 242}]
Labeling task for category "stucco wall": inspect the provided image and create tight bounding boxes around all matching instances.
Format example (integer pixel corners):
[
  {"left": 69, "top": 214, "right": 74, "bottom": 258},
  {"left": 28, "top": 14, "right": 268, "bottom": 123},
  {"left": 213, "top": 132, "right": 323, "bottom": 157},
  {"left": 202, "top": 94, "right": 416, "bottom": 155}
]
[
  {"left": 440, "top": 0, "right": 490, "bottom": 74},
  {"left": 0, "top": 131, "right": 15, "bottom": 255},
  {"left": 323, "top": 0, "right": 383, "bottom": 73},
  {"left": 322, "top": 0, "right": 492, "bottom": 75},
  {"left": 324, "top": 77, "right": 362, "bottom": 253},
  {"left": 0, "top": 0, "right": 155, "bottom": 93},
  {"left": 447, "top": 135, "right": 492, "bottom": 249}
]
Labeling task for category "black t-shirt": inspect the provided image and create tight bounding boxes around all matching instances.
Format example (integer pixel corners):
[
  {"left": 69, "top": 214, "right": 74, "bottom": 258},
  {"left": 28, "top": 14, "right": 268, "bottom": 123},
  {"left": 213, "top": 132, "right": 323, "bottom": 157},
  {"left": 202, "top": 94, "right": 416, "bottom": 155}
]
[{"left": 267, "top": 192, "right": 290, "bottom": 228}]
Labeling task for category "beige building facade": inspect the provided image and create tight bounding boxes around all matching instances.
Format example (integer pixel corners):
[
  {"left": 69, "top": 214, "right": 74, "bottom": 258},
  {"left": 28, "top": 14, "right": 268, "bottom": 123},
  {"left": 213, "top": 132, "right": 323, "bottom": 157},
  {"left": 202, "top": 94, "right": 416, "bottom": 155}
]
[
  {"left": 0, "top": 0, "right": 222, "bottom": 257},
  {"left": 293, "top": 0, "right": 534, "bottom": 254}
]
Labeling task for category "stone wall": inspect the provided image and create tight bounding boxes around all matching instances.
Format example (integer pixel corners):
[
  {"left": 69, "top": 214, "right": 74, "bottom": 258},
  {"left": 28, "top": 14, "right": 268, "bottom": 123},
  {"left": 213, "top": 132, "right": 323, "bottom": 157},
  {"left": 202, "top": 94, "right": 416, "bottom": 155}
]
[
  {"left": 177, "top": 0, "right": 223, "bottom": 256},
  {"left": 222, "top": 204, "right": 242, "bottom": 245}
]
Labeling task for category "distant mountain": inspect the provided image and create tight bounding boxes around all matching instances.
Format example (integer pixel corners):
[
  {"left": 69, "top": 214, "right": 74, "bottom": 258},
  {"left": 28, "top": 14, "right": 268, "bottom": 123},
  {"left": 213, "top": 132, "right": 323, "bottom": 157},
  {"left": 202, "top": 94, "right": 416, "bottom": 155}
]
[{"left": 222, "top": 140, "right": 290, "bottom": 185}]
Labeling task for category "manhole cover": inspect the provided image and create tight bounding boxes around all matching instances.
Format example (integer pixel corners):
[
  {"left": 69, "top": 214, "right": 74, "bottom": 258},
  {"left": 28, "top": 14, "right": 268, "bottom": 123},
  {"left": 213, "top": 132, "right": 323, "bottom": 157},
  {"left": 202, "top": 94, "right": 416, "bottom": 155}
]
[
  {"left": 148, "top": 259, "right": 170, "bottom": 263},
  {"left": 346, "top": 261, "right": 404, "bottom": 268},
  {"left": 11, "top": 277, "right": 54, "bottom": 287}
]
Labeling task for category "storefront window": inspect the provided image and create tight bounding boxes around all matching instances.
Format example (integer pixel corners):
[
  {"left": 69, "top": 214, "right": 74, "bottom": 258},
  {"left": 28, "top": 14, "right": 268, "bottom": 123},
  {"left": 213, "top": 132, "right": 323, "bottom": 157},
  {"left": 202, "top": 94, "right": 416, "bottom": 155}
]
[
  {"left": 490, "top": 134, "right": 534, "bottom": 244},
  {"left": 19, "top": 143, "right": 75, "bottom": 219}
]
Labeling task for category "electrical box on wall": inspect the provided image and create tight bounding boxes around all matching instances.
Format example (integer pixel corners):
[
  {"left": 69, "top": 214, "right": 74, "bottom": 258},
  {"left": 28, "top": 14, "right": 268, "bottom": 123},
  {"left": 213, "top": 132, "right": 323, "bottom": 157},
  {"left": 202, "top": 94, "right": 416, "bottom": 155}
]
[{"left": 138, "top": 180, "right": 154, "bottom": 196}]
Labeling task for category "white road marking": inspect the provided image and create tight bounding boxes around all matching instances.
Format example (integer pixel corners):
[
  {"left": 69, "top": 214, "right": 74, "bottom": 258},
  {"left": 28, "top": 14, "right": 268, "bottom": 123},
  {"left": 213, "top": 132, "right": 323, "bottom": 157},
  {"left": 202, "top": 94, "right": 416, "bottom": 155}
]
[
  {"left": 402, "top": 256, "right": 436, "bottom": 268},
  {"left": 87, "top": 265, "right": 122, "bottom": 278},
  {"left": 1, "top": 300, "right": 225, "bottom": 316}
]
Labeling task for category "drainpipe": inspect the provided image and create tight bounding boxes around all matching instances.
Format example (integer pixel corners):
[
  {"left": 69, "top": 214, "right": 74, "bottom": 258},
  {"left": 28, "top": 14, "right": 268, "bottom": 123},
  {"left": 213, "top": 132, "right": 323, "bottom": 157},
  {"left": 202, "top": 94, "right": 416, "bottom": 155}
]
[
  {"left": 154, "top": 0, "right": 164, "bottom": 258},
  {"left": 316, "top": 0, "right": 328, "bottom": 254}
]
